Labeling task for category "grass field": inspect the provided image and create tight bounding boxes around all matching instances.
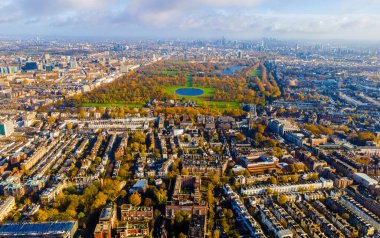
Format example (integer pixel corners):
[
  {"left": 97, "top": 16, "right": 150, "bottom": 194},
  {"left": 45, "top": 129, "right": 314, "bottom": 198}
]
[
  {"left": 152, "top": 70, "right": 179, "bottom": 76},
  {"left": 81, "top": 102, "right": 144, "bottom": 108},
  {"left": 199, "top": 100, "right": 241, "bottom": 109},
  {"left": 250, "top": 70, "right": 262, "bottom": 77},
  {"left": 186, "top": 76, "right": 193, "bottom": 87},
  {"left": 152, "top": 70, "right": 192, "bottom": 76}
]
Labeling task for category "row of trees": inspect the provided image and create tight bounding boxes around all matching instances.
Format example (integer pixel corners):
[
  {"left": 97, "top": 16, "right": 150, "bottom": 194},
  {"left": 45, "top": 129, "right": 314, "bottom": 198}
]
[
  {"left": 247, "top": 63, "right": 281, "bottom": 99},
  {"left": 303, "top": 123, "right": 334, "bottom": 136}
]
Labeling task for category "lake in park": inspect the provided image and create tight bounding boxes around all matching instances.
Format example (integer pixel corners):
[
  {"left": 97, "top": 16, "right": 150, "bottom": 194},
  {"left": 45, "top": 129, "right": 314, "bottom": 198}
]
[
  {"left": 175, "top": 88, "right": 204, "bottom": 96},
  {"left": 221, "top": 65, "right": 245, "bottom": 75}
]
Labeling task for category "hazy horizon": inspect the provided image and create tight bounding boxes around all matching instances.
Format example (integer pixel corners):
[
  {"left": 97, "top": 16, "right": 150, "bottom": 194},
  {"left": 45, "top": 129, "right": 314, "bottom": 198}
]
[{"left": 0, "top": 0, "right": 380, "bottom": 41}]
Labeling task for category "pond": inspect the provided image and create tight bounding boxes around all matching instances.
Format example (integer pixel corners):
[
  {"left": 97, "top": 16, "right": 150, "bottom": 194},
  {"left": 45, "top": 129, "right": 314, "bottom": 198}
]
[
  {"left": 175, "top": 88, "right": 204, "bottom": 96},
  {"left": 221, "top": 65, "right": 245, "bottom": 75}
]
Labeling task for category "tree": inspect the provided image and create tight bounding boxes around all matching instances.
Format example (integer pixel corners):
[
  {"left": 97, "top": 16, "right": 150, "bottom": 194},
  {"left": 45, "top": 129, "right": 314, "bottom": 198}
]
[
  {"left": 179, "top": 233, "right": 187, "bottom": 238},
  {"left": 175, "top": 210, "right": 190, "bottom": 227},
  {"left": 243, "top": 169, "right": 251, "bottom": 177},
  {"left": 213, "top": 229, "right": 220, "bottom": 238},
  {"left": 181, "top": 168, "right": 189, "bottom": 175},
  {"left": 65, "top": 186, "right": 78, "bottom": 195},
  {"left": 66, "top": 123, "right": 74, "bottom": 130},
  {"left": 342, "top": 213, "right": 350, "bottom": 220},
  {"left": 132, "top": 131, "right": 146, "bottom": 144},
  {"left": 257, "top": 125, "right": 266, "bottom": 134},
  {"left": 119, "top": 190, "right": 127, "bottom": 198},
  {"left": 221, "top": 218, "right": 230, "bottom": 233},
  {"left": 228, "top": 230, "right": 240, "bottom": 238},
  {"left": 278, "top": 194, "right": 288, "bottom": 205},
  {"left": 45, "top": 208, "right": 59, "bottom": 220},
  {"left": 78, "top": 212, "right": 86, "bottom": 220},
  {"left": 92, "top": 192, "right": 107, "bottom": 210},
  {"left": 143, "top": 198, "right": 152, "bottom": 206},
  {"left": 12, "top": 167, "right": 18, "bottom": 174},
  {"left": 47, "top": 117, "right": 56, "bottom": 124},
  {"left": 358, "top": 132, "right": 375, "bottom": 142},
  {"left": 207, "top": 184, "right": 215, "bottom": 206},
  {"left": 290, "top": 174, "right": 299, "bottom": 183},
  {"left": 236, "top": 133, "right": 246, "bottom": 142},
  {"left": 154, "top": 188, "right": 167, "bottom": 205},
  {"left": 270, "top": 176, "right": 278, "bottom": 184},
  {"left": 281, "top": 176, "right": 289, "bottom": 183},
  {"left": 24, "top": 198, "right": 31, "bottom": 206},
  {"left": 130, "top": 142, "right": 140, "bottom": 152},
  {"left": 129, "top": 192, "right": 141, "bottom": 206},
  {"left": 279, "top": 219, "right": 288, "bottom": 228},
  {"left": 308, "top": 173, "right": 319, "bottom": 181},
  {"left": 210, "top": 172, "right": 220, "bottom": 184},
  {"left": 272, "top": 147, "right": 283, "bottom": 157},
  {"left": 226, "top": 209, "right": 234, "bottom": 219},
  {"left": 154, "top": 209, "right": 161, "bottom": 219},
  {"left": 350, "top": 230, "right": 359, "bottom": 238},
  {"left": 34, "top": 209, "right": 48, "bottom": 221},
  {"left": 266, "top": 188, "right": 274, "bottom": 195}
]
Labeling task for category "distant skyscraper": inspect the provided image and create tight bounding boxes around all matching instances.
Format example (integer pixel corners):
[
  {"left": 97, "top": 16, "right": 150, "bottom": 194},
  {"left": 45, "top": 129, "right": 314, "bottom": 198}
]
[
  {"left": 22, "top": 62, "right": 38, "bottom": 71},
  {"left": 70, "top": 57, "right": 78, "bottom": 69},
  {"left": 221, "top": 36, "right": 226, "bottom": 46}
]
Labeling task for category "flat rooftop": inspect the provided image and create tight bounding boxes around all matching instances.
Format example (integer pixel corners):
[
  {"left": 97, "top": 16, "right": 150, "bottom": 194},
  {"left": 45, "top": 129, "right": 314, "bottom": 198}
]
[{"left": 0, "top": 221, "right": 77, "bottom": 237}]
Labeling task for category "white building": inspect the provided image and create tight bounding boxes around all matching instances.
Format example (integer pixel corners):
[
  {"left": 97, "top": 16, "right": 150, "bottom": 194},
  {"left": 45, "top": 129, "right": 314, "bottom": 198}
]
[
  {"left": 268, "top": 118, "right": 299, "bottom": 136},
  {"left": 352, "top": 173, "right": 378, "bottom": 188},
  {"left": 0, "top": 120, "right": 14, "bottom": 137},
  {"left": 241, "top": 179, "right": 334, "bottom": 196},
  {"left": 0, "top": 196, "right": 15, "bottom": 222}
]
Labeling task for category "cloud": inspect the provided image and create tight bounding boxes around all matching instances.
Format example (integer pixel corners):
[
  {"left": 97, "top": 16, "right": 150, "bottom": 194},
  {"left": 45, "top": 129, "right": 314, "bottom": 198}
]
[
  {"left": 177, "top": 11, "right": 380, "bottom": 39},
  {"left": 0, "top": 0, "right": 118, "bottom": 20},
  {"left": 0, "top": 0, "right": 380, "bottom": 40},
  {"left": 126, "top": 0, "right": 262, "bottom": 26}
]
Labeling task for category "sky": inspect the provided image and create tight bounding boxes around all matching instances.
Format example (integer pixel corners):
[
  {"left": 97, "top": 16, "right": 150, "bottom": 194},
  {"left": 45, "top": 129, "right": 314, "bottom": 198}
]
[{"left": 0, "top": 0, "right": 380, "bottom": 40}]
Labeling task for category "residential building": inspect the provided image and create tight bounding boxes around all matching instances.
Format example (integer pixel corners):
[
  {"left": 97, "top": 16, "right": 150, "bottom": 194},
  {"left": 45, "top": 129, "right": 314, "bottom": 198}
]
[{"left": 0, "top": 196, "right": 15, "bottom": 222}]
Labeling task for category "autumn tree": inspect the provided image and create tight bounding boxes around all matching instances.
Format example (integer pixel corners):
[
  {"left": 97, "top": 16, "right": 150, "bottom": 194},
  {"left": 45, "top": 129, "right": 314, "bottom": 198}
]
[
  {"left": 154, "top": 188, "right": 167, "bottom": 205},
  {"left": 92, "top": 192, "right": 108, "bottom": 210},
  {"left": 213, "top": 229, "right": 220, "bottom": 238},
  {"left": 181, "top": 168, "right": 189, "bottom": 175},
  {"left": 34, "top": 209, "right": 48, "bottom": 221},
  {"left": 66, "top": 123, "right": 74, "bottom": 130},
  {"left": 129, "top": 192, "right": 142, "bottom": 206},
  {"left": 143, "top": 198, "right": 152, "bottom": 206},
  {"left": 278, "top": 194, "right": 289, "bottom": 205}
]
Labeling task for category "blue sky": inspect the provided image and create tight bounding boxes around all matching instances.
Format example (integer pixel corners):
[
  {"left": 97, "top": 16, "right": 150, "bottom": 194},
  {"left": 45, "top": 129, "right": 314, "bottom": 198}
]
[{"left": 0, "top": 0, "right": 380, "bottom": 40}]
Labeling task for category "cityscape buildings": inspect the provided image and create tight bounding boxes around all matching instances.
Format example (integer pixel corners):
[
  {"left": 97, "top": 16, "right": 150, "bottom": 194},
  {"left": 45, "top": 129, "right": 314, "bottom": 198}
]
[{"left": 0, "top": 1, "right": 379, "bottom": 238}]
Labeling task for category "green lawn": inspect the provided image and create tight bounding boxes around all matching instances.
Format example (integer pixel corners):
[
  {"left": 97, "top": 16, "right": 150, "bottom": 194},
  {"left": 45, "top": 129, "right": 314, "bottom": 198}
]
[
  {"left": 152, "top": 70, "right": 192, "bottom": 76},
  {"left": 81, "top": 102, "right": 144, "bottom": 108},
  {"left": 200, "top": 101, "right": 241, "bottom": 109},
  {"left": 152, "top": 70, "right": 179, "bottom": 76},
  {"left": 186, "top": 76, "right": 193, "bottom": 87},
  {"left": 250, "top": 70, "right": 262, "bottom": 77}
]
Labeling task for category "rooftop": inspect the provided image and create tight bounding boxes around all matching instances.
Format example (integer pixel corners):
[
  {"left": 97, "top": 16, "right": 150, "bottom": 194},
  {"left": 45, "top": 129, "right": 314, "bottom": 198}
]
[{"left": 0, "top": 221, "right": 77, "bottom": 236}]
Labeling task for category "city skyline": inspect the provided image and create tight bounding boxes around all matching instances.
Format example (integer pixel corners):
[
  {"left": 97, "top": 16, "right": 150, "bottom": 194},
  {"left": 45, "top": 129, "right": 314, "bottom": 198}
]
[{"left": 0, "top": 0, "right": 380, "bottom": 40}]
